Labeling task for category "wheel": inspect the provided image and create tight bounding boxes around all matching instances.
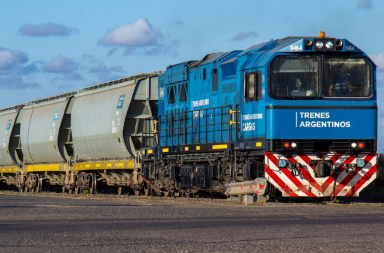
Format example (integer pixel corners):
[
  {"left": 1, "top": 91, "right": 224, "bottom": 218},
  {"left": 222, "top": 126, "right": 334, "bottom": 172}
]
[
  {"left": 69, "top": 187, "right": 73, "bottom": 194},
  {"left": 164, "top": 191, "right": 169, "bottom": 197},
  {"left": 75, "top": 187, "right": 79, "bottom": 194},
  {"left": 37, "top": 178, "right": 42, "bottom": 193},
  {"left": 118, "top": 187, "right": 123, "bottom": 195},
  {"left": 144, "top": 188, "right": 149, "bottom": 196},
  {"left": 25, "top": 187, "right": 28, "bottom": 192},
  {"left": 134, "top": 190, "right": 140, "bottom": 196},
  {"left": 19, "top": 187, "right": 23, "bottom": 193},
  {"left": 91, "top": 172, "right": 97, "bottom": 194},
  {"left": 62, "top": 186, "right": 66, "bottom": 193},
  {"left": 31, "top": 187, "right": 35, "bottom": 193}
]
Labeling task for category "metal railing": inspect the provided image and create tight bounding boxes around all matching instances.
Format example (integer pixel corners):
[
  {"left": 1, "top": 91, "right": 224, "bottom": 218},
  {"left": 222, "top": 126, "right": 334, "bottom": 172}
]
[{"left": 158, "top": 105, "right": 240, "bottom": 147}]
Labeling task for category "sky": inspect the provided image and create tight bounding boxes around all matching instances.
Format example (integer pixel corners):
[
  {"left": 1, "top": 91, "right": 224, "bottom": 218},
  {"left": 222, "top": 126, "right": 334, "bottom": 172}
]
[{"left": 0, "top": 0, "right": 383, "bottom": 151}]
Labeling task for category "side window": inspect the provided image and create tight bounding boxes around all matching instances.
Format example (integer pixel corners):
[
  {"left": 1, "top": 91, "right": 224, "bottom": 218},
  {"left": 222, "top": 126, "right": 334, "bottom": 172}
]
[
  {"left": 180, "top": 83, "right": 187, "bottom": 102},
  {"left": 244, "top": 71, "right": 261, "bottom": 101},
  {"left": 168, "top": 86, "right": 175, "bottom": 104},
  {"left": 212, "top": 68, "right": 218, "bottom": 91}
]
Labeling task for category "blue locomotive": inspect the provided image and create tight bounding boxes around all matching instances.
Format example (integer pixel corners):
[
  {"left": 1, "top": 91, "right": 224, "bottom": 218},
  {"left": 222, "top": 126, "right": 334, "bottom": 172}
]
[
  {"left": 0, "top": 32, "right": 377, "bottom": 199},
  {"left": 142, "top": 32, "right": 377, "bottom": 198}
]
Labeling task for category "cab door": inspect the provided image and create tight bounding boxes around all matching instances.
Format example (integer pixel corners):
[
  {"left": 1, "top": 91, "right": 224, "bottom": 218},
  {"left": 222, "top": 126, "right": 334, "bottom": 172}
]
[{"left": 239, "top": 69, "right": 264, "bottom": 140}]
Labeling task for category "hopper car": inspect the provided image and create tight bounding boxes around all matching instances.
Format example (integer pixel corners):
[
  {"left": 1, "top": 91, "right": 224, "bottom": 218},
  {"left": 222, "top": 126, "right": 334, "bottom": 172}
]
[{"left": 0, "top": 32, "right": 378, "bottom": 200}]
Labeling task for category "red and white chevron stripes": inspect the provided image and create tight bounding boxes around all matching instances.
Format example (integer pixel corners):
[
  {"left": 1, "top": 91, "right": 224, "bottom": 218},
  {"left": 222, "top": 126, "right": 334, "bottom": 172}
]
[{"left": 264, "top": 152, "right": 377, "bottom": 197}]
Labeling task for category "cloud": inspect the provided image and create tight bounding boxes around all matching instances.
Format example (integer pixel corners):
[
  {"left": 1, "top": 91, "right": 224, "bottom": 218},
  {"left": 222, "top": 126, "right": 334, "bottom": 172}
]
[
  {"left": 107, "top": 47, "right": 119, "bottom": 57},
  {"left": 82, "top": 54, "right": 97, "bottom": 63},
  {"left": 43, "top": 56, "right": 78, "bottom": 73},
  {"left": 89, "top": 63, "right": 123, "bottom": 73},
  {"left": 0, "top": 48, "right": 28, "bottom": 69},
  {"left": 63, "top": 73, "right": 83, "bottom": 81},
  {"left": 98, "top": 18, "right": 172, "bottom": 56},
  {"left": 0, "top": 75, "right": 40, "bottom": 89},
  {"left": 17, "top": 61, "right": 43, "bottom": 75},
  {"left": 145, "top": 42, "right": 179, "bottom": 57},
  {"left": 99, "top": 18, "right": 161, "bottom": 47},
  {"left": 357, "top": 0, "right": 372, "bottom": 9},
  {"left": 369, "top": 52, "right": 384, "bottom": 72},
  {"left": 18, "top": 22, "right": 78, "bottom": 37},
  {"left": 230, "top": 31, "right": 258, "bottom": 41}
]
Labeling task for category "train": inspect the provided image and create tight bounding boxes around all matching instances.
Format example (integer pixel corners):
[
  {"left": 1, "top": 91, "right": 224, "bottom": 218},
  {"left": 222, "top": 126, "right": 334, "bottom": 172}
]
[{"left": 0, "top": 32, "right": 378, "bottom": 201}]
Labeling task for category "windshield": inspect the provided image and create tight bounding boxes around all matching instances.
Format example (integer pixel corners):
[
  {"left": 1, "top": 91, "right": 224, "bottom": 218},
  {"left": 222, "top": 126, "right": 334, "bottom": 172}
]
[
  {"left": 324, "top": 57, "right": 372, "bottom": 97},
  {"left": 270, "top": 56, "right": 319, "bottom": 98}
]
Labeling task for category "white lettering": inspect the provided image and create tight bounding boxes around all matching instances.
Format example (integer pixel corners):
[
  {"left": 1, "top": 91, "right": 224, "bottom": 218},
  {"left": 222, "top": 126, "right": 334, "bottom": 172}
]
[
  {"left": 242, "top": 123, "right": 255, "bottom": 131},
  {"left": 298, "top": 121, "right": 351, "bottom": 128},
  {"left": 192, "top": 99, "right": 209, "bottom": 107},
  {"left": 242, "top": 113, "right": 263, "bottom": 120}
]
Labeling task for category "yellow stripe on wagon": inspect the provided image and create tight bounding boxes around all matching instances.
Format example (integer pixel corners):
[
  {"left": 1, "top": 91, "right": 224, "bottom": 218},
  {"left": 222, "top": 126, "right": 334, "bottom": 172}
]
[
  {"left": 162, "top": 148, "right": 169, "bottom": 153},
  {"left": 73, "top": 160, "right": 135, "bottom": 171},
  {"left": 25, "top": 164, "right": 64, "bottom": 172},
  {"left": 1, "top": 166, "right": 18, "bottom": 173},
  {"left": 212, "top": 144, "right": 228, "bottom": 150}
]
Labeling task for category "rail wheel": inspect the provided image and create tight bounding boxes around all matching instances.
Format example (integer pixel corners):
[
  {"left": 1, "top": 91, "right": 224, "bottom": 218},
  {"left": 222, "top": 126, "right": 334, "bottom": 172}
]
[
  {"left": 90, "top": 172, "right": 97, "bottom": 195},
  {"left": 144, "top": 187, "right": 149, "bottom": 196},
  {"left": 69, "top": 187, "right": 73, "bottom": 194},
  {"left": 75, "top": 187, "right": 79, "bottom": 194},
  {"left": 36, "top": 178, "right": 42, "bottom": 193},
  {"left": 62, "top": 186, "right": 66, "bottom": 193}
]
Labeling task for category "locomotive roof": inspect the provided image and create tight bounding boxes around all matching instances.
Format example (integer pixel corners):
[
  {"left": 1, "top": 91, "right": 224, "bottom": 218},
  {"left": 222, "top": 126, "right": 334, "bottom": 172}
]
[{"left": 221, "top": 36, "right": 365, "bottom": 71}]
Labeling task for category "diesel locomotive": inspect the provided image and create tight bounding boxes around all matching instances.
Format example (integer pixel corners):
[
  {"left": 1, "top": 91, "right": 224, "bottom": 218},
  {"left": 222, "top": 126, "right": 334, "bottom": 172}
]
[{"left": 0, "top": 32, "right": 378, "bottom": 200}]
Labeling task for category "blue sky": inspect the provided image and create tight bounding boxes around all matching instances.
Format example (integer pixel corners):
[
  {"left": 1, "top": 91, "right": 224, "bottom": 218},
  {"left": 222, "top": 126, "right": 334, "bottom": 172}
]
[{"left": 1, "top": 0, "right": 383, "bottom": 151}]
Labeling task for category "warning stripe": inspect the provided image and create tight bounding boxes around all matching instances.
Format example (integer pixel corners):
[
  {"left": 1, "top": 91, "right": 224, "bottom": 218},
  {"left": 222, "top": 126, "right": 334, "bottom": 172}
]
[
  {"left": 345, "top": 165, "right": 377, "bottom": 196},
  {"left": 328, "top": 155, "right": 357, "bottom": 196},
  {"left": 286, "top": 156, "right": 323, "bottom": 194},
  {"left": 265, "top": 152, "right": 377, "bottom": 197},
  {"left": 265, "top": 165, "right": 299, "bottom": 197},
  {"left": 321, "top": 154, "right": 355, "bottom": 193},
  {"left": 268, "top": 153, "right": 316, "bottom": 197},
  {"left": 333, "top": 153, "right": 376, "bottom": 196}
]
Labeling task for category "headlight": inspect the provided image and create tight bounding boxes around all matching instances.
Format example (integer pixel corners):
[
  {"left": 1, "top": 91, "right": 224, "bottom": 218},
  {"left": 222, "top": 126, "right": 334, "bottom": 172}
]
[
  {"left": 316, "top": 41, "right": 324, "bottom": 49},
  {"left": 351, "top": 142, "right": 357, "bottom": 148},
  {"left": 325, "top": 41, "right": 333, "bottom": 49},
  {"left": 291, "top": 142, "right": 297, "bottom": 148}
]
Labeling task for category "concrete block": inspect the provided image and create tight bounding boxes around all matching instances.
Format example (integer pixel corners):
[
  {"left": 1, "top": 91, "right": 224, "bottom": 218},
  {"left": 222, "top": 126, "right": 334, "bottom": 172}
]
[
  {"left": 244, "top": 194, "right": 255, "bottom": 205},
  {"left": 229, "top": 195, "right": 239, "bottom": 202}
]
